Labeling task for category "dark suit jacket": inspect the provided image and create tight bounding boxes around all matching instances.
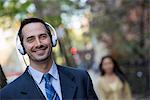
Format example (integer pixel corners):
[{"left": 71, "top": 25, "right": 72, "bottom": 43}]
[{"left": 0, "top": 65, "right": 98, "bottom": 100}]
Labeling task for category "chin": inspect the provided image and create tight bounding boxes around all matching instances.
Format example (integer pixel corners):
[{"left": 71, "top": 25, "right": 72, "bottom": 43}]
[
  {"left": 29, "top": 51, "right": 51, "bottom": 62},
  {"left": 35, "top": 56, "right": 50, "bottom": 62}
]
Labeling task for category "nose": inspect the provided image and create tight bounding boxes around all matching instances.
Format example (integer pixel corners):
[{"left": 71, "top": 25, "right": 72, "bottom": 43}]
[{"left": 35, "top": 38, "right": 42, "bottom": 47}]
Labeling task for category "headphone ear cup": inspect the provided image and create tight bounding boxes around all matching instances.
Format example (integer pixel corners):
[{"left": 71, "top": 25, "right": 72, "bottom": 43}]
[
  {"left": 16, "top": 36, "right": 26, "bottom": 55},
  {"left": 52, "top": 35, "right": 57, "bottom": 47},
  {"left": 45, "top": 22, "right": 57, "bottom": 47}
]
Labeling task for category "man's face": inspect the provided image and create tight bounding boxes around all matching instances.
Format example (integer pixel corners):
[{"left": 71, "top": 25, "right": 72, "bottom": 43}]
[{"left": 22, "top": 22, "right": 52, "bottom": 62}]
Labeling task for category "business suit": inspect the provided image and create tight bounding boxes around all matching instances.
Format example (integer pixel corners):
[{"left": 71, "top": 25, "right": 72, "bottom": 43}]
[{"left": 0, "top": 65, "right": 98, "bottom": 100}]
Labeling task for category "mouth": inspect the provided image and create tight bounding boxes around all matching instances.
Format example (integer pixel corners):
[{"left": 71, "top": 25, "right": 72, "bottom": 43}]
[
  {"left": 36, "top": 50, "right": 45, "bottom": 54},
  {"left": 33, "top": 46, "right": 48, "bottom": 55}
]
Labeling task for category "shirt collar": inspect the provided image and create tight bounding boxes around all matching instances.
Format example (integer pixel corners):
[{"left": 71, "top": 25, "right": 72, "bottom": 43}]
[
  {"left": 47, "top": 61, "right": 59, "bottom": 80},
  {"left": 28, "top": 61, "right": 59, "bottom": 84}
]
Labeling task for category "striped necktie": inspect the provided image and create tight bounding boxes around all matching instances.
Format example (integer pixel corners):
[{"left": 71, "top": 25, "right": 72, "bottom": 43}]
[{"left": 43, "top": 73, "right": 60, "bottom": 100}]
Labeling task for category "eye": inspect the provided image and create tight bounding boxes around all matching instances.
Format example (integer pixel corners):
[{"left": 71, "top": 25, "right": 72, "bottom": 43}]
[
  {"left": 26, "top": 37, "right": 35, "bottom": 43},
  {"left": 40, "top": 34, "right": 48, "bottom": 40}
]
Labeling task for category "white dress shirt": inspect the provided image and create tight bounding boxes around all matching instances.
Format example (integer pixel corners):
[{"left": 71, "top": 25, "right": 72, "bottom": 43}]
[{"left": 28, "top": 61, "right": 62, "bottom": 100}]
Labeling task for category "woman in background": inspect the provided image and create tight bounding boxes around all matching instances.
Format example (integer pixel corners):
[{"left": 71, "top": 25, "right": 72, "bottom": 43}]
[{"left": 97, "top": 55, "right": 132, "bottom": 100}]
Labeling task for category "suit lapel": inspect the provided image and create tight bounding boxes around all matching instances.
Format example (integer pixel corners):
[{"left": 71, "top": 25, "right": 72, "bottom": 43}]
[
  {"left": 19, "top": 69, "right": 46, "bottom": 99},
  {"left": 58, "top": 66, "right": 77, "bottom": 99}
]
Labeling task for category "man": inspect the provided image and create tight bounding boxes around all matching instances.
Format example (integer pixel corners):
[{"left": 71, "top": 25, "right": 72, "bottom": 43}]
[{"left": 0, "top": 18, "right": 98, "bottom": 100}]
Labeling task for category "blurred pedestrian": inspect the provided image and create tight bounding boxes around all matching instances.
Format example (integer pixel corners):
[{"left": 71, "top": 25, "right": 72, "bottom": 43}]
[
  {"left": 97, "top": 55, "right": 132, "bottom": 100},
  {"left": 0, "top": 65, "right": 7, "bottom": 89}
]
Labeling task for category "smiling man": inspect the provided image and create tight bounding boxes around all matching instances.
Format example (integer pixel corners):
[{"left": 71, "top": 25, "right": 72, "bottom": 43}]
[{"left": 0, "top": 18, "right": 98, "bottom": 100}]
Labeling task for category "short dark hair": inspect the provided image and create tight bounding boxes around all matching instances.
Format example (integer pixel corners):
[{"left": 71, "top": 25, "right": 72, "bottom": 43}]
[
  {"left": 18, "top": 17, "right": 52, "bottom": 43},
  {"left": 99, "top": 55, "right": 126, "bottom": 84}
]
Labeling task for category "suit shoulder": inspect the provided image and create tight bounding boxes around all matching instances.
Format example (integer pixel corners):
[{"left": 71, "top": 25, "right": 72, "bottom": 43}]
[
  {"left": 57, "top": 65, "right": 89, "bottom": 78},
  {"left": 58, "top": 65, "right": 87, "bottom": 73},
  {"left": 0, "top": 71, "right": 27, "bottom": 93}
]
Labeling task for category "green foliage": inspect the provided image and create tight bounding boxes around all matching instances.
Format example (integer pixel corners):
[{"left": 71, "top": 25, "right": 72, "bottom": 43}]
[
  {"left": 44, "top": 16, "right": 61, "bottom": 27},
  {"left": 0, "top": 0, "right": 32, "bottom": 18},
  {"left": 0, "top": 0, "right": 62, "bottom": 29}
]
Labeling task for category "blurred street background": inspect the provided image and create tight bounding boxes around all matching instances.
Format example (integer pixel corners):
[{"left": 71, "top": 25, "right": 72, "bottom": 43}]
[{"left": 0, "top": 0, "right": 149, "bottom": 99}]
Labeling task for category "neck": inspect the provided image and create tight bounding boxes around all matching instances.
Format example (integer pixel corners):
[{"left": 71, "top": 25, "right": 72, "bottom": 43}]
[
  {"left": 30, "top": 58, "right": 53, "bottom": 73},
  {"left": 105, "top": 72, "right": 115, "bottom": 76}
]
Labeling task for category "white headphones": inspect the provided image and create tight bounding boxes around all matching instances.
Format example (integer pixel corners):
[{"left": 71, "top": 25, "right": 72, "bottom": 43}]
[{"left": 16, "top": 22, "right": 57, "bottom": 55}]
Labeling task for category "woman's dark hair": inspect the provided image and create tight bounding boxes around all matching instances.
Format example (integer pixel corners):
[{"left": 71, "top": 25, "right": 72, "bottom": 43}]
[{"left": 99, "top": 55, "right": 126, "bottom": 84}]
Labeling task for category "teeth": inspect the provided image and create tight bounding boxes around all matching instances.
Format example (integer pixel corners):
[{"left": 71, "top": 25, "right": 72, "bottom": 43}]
[{"left": 36, "top": 49, "right": 45, "bottom": 51}]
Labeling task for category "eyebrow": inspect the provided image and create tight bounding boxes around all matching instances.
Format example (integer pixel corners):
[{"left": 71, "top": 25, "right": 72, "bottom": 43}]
[
  {"left": 39, "top": 33, "right": 48, "bottom": 36},
  {"left": 26, "top": 33, "right": 48, "bottom": 39},
  {"left": 26, "top": 36, "right": 35, "bottom": 40}
]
